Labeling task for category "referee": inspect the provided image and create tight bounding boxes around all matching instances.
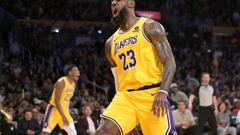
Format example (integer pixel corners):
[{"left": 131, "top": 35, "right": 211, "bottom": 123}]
[{"left": 188, "top": 72, "right": 218, "bottom": 135}]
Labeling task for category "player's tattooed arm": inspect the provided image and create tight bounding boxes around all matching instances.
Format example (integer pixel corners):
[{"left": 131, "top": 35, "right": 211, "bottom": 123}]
[
  {"left": 105, "top": 36, "right": 117, "bottom": 68},
  {"left": 144, "top": 19, "right": 176, "bottom": 117},
  {"left": 144, "top": 19, "right": 176, "bottom": 92}
]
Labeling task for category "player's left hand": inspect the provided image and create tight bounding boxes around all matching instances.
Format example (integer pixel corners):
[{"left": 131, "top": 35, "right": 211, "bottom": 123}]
[{"left": 152, "top": 92, "right": 168, "bottom": 117}]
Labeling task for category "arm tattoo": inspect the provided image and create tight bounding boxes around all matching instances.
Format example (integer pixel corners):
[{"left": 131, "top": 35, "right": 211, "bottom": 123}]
[{"left": 144, "top": 20, "right": 176, "bottom": 92}]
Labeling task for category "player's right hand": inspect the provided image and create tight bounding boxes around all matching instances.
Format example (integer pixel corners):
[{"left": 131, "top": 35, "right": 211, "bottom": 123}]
[{"left": 152, "top": 92, "right": 168, "bottom": 117}]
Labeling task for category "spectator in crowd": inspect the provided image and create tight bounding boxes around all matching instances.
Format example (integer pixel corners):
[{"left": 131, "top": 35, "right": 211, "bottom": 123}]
[
  {"left": 222, "top": 86, "right": 234, "bottom": 108},
  {"left": 189, "top": 72, "right": 218, "bottom": 135},
  {"left": 32, "top": 106, "right": 44, "bottom": 125},
  {"left": 0, "top": 47, "right": 3, "bottom": 62},
  {"left": 170, "top": 83, "right": 189, "bottom": 106},
  {"left": 0, "top": 113, "right": 17, "bottom": 135},
  {"left": 78, "top": 104, "right": 98, "bottom": 135},
  {"left": 216, "top": 102, "right": 237, "bottom": 135},
  {"left": 17, "top": 109, "right": 41, "bottom": 135},
  {"left": 233, "top": 100, "right": 240, "bottom": 113},
  {"left": 236, "top": 110, "right": 240, "bottom": 133},
  {"left": 173, "top": 100, "right": 196, "bottom": 135}
]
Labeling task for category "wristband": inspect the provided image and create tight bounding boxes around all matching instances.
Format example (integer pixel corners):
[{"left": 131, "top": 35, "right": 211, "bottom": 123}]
[{"left": 158, "top": 90, "right": 168, "bottom": 95}]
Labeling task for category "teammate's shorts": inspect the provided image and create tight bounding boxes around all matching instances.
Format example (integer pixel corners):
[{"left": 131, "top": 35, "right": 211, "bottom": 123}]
[
  {"left": 42, "top": 104, "right": 74, "bottom": 133},
  {"left": 101, "top": 87, "right": 176, "bottom": 135}
]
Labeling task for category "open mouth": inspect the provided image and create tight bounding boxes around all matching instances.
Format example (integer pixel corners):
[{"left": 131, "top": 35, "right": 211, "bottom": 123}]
[{"left": 112, "top": 8, "right": 118, "bottom": 17}]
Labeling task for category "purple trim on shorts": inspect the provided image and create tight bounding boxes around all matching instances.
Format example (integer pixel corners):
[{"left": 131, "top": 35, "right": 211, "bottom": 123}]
[
  {"left": 100, "top": 114, "right": 124, "bottom": 135},
  {"left": 167, "top": 99, "right": 176, "bottom": 134},
  {"left": 165, "top": 112, "right": 171, "bottom": 135},
  {"left": 43, "top": 104, "right": 53, "bottom": 125}
]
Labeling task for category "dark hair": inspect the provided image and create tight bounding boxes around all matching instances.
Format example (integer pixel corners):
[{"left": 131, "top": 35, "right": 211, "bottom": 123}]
[
  {"left": 82, "top": 103, "right": 92, "bottom": 111},
  {"left": 64, "top": 64, "right": 77, "bottom": 75},
  {"left": 24, "top": 109, "right": 32, "bottom": 114},
  {"left": 218, "top": 102, "right": 227, "bottom": 112},
  {"left": 201, "top": 72, "right": 210, "bottom": 77},
  {"left": 178, "top": 100, "right": 187, "bottom": 106}
]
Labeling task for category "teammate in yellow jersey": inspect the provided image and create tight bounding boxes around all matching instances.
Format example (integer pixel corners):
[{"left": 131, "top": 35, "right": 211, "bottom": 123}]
[
  {"left": 96, "top": 0, "right": 176, "bottom": 135},
  {"left": 41, "top": 65, "right": 80, "bottom": 135}
]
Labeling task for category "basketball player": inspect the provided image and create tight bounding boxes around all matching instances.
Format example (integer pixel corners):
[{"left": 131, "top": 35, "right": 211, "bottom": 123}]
[
  {"left": 41, "top": 65, "right": 80, "bottom": 135},
  {"left": 96, "top": 0, "right": 176, "bottom": 135}
]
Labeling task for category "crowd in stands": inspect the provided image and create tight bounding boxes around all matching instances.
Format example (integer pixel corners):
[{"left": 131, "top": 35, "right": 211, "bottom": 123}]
[
  {"left": 0, "top": 0, "right": 240, "bottom": 135},
  {"left": 164, "top": 0, "right": 240, "bottom": 27},
  {"left": 0, "top": 0, "right": 160, "bottom": 21},
  {"left": 0, "top": 0, "right": 239, "bottom": 26}
]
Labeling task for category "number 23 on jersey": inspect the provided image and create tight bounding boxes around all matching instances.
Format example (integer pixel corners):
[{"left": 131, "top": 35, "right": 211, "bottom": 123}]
[{"left": 119, "top": 49, "right": 136, "bottom": 71}]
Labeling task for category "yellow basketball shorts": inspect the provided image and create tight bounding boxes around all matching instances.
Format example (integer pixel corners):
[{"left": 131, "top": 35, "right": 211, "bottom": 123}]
[
  {"left": 42, "top": 104, "right": 74, "bottom": 131},
  {"left": 101, "top": 88, "right": 176, "bottom": 135}
]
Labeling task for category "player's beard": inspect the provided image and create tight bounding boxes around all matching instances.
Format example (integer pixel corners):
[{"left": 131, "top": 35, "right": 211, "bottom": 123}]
[{"left": 111, "top": 6, "right": 129, "bottom": 26}]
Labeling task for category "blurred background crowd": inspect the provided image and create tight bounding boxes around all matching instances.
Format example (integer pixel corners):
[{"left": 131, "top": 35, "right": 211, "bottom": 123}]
[{"left": 0, "top": 0, "right": 240, "bottom": 135}]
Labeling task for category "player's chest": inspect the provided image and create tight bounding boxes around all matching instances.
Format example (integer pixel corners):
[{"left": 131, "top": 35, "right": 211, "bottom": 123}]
[
  {"left": 113, "top": 35, "right": 139, "bottom": 56},
  {"left": 64, "top": 88, "right": 75, "bottom": 96}
]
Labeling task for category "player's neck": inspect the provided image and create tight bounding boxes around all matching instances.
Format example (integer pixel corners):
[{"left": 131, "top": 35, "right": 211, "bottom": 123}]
[
  {"left": 66, "top": 76, "right": 74, "bottom": 84},
  {"left": 119, "top": 14, "right": 138, "bottom": 32}
]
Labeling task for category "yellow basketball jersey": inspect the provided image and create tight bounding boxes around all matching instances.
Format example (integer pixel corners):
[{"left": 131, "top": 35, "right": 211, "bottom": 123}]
[
  {"left": 111, "top": 17, "right": 163, "bottom": 91},
  {"left": 49, "top": 76, "right": 75, "bottom": 110}
]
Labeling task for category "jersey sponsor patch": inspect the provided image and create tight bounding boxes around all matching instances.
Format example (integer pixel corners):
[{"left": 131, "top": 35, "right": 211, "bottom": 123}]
[{"left": 133, "top": 26, "right": 140, "bottom": 32}]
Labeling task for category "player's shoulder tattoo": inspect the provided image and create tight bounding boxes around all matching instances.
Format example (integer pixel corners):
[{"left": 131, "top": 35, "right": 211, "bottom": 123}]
[{"left": 143, "top": 19, "right": 167, "bottom": 43}]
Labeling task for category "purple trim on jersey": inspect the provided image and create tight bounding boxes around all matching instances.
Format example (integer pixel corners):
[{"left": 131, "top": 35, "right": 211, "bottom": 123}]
[
  {"left": 167, "top": 99, "right": 176, "bottom": 134},
  {"left": 43, "top": 104, "right": 53, "bottom": 125}
]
